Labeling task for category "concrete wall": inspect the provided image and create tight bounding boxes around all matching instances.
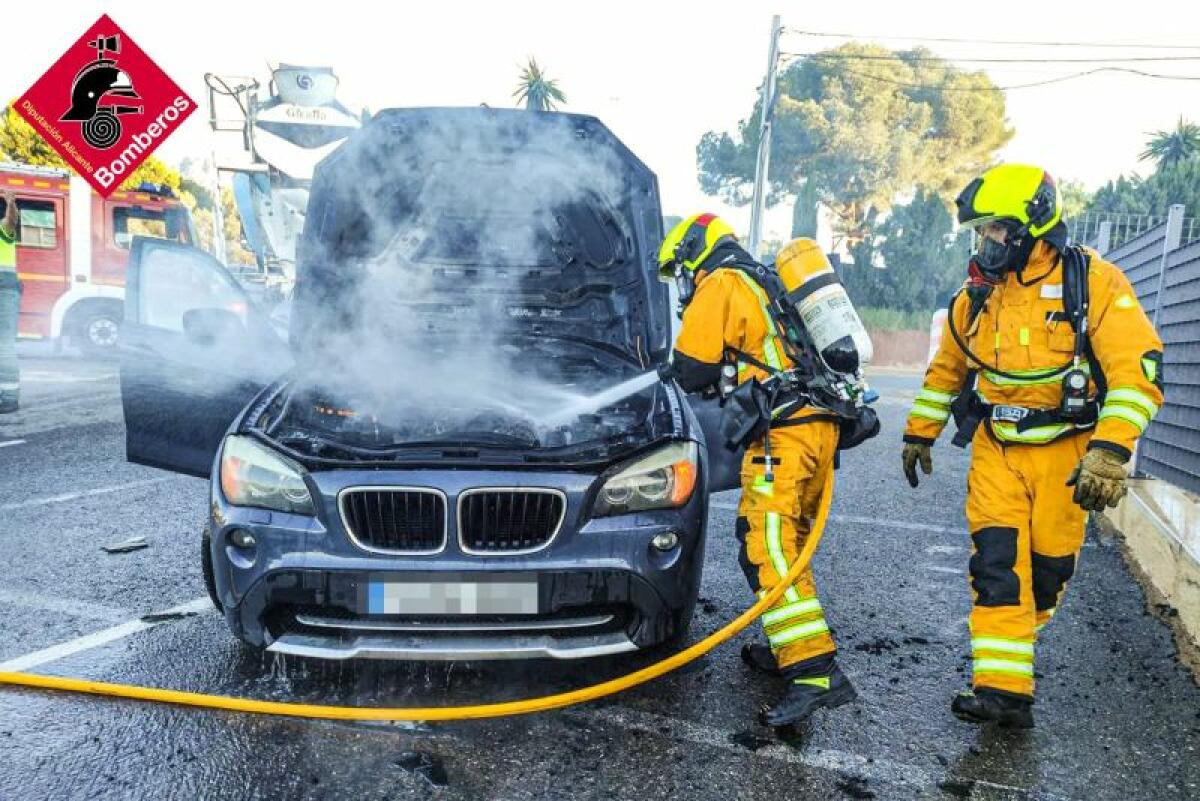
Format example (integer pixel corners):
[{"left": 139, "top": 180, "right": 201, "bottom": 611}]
[
  {"left": 1105, "top": 477, "right": 1200, "bottom": 652},
  {"left": 867, "top": 329, "right": 929, "bottom": 369}
]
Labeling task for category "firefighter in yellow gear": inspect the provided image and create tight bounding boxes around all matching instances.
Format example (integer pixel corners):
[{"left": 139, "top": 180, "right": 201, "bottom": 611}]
[
  {"left": 902, "top": 164, "right": 1164, "bottom": 728},
  {"left": 659, "top": 214, "right": 856, "bottom": 727}
]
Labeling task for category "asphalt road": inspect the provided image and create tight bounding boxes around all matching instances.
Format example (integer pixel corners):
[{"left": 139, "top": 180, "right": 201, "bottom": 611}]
[{"left": 0, "top": 351, "right": 1197, "bottom": 800}]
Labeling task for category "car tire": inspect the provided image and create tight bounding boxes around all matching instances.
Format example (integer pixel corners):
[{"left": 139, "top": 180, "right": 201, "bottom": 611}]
[
  {"left": 74, "top": 306, "right": 122, "bottom": 359},
  {"left": 201, "top": 531, "right": 223, "bottom": 612}
]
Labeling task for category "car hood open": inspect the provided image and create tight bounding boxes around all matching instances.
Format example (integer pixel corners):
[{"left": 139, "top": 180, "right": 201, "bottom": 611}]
[{"left": 289, "top": 108, "right": 671, "bottom": 370}]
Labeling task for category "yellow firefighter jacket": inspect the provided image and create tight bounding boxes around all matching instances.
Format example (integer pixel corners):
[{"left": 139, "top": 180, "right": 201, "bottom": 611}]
[
  {"left": 673, "top": 267, "right": 825, "bottom": 424},
  {"left": 904, "top": 241, "right": 1164, "bottom": 458}
]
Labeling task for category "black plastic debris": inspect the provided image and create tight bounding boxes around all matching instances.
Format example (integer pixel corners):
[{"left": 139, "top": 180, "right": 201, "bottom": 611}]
[
  {"left": 140, "top": 612, "right": 198, "bottom": 623},
  {"left": 396, "top": 751, "right": 448, "bottom": 788},
  {"left": 729, "top": 731, "right": 773, "bottom": 752},
  {"left": 836, "top": 776, "right": 876, "bottom": 799}
]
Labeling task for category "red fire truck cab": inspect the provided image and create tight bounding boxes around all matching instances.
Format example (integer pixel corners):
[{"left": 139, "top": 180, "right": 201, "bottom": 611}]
[{"left": 2, "top": 161, "right": 197, "bottom": 356}]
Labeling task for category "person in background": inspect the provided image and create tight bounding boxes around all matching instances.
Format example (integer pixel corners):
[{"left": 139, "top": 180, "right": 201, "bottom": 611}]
[{"left": 0, "top": 190, "right": 20, "bottom": 414}]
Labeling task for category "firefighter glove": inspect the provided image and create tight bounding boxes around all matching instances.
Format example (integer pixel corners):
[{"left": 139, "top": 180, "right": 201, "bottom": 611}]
[
  {"left": 1066, "top": 447, "right": 1128, "bottom": 511},
  {"left": 902, "top": 442, "right": 932, "bottom": 488}
]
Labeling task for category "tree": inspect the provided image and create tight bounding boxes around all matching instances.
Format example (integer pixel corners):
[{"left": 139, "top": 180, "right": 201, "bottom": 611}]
[
  {"left": 1087, "top": 155, "right": 1200, "bottom": 218},
  {"left": 1058, "top": 179, "right": 1092, "bottom": 220},
  {"left": 1139, "top": 116, "right": 1200, "bottom": 170},
  {"left": 0, "top": 104, "right": 62, "bottom": 166},
  {"left": 513, "top": 58, "right": 567, "bottom": 112},
  {"left": 791, "top": 178, "right": 819, "bottom": 239},
  {"left": 841, "top": 187, "right": 970, "bottom": 312},
  {"left": 697, "top": 44, "right": 1012, "bottom": 245}
]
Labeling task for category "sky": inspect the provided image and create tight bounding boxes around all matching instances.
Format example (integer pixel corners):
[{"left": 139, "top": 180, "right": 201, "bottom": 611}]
[{"left": 7, "top": 0, "right": 1199, "bottom": 243}]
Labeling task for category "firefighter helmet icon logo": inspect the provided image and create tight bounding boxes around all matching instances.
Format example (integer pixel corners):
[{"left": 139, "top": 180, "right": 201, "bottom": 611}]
[
  {"left": 59, "top": 34, "right": 143, "bottom": 149},
  {"left": 17, "top": 13, "right": 196, "bottom": 196}
]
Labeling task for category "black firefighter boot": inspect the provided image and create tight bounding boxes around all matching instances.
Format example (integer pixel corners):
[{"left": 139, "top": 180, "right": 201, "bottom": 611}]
[
  {"left": 740, "top": 641, "right": 783, "bottom": 677},
  {"left": 759, "top": 661, "right": 857, "bottom": 728},
  {"left": 951, "top": 688, "right": 1034, "bottom": 729}
]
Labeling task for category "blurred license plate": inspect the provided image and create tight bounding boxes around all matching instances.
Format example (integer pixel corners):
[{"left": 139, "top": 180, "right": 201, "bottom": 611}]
[{"left": 365, "top": 579, "right": 538, "bottom": 615}]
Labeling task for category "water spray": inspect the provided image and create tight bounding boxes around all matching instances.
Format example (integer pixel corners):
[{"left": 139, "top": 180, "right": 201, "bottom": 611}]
[{"left": 538, "top": 371, "right": 661, "bottom": 428}]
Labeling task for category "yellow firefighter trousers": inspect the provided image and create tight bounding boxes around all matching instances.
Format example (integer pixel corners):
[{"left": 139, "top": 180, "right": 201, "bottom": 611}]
[
  {"left": 736, "top": 420, "right": 839, "bottom": 673},
  {"left": 965, "top": 427, "right": 1089, "bottom": 699}
]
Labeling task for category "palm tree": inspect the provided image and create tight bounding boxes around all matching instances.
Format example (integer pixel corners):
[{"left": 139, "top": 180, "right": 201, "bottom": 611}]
[
  {"left": 1139, "top": 116, "right": 1200, "bottom": 170},
  {"left": 513, "top": 58, "right": 567, "bottom": 112}
]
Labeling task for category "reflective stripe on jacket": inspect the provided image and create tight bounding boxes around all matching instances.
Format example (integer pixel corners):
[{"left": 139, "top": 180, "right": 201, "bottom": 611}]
[
  {"left": 904, "top": 242, "right": 1163, "bottom": 455},
  {"left": 674, "top": 267, "right": 823, "bottom": 423}
]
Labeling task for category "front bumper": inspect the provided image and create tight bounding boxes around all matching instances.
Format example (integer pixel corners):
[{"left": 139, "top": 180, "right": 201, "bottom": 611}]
[
  {"left": 207, "top": 464, "right": 709, "bottom": 659},
  {"left": 270, "top": 610, "right": 636, "bottom": 661},
  {"left": 225, "top": 564, "right": 696, "bottom": 659}
]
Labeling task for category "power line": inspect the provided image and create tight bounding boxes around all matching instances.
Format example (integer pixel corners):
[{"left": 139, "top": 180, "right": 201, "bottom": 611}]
[
  {"left": 780, "top": 51, "right": 1200, "bottom": 64},
  {"left": 781, "top": 28, "right": 1200, "bottom": 51},
  {"left": 773, "top": 63, "right": 1200, "bottom": 91}
]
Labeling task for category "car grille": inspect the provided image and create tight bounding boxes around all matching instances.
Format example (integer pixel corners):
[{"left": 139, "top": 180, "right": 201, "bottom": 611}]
[
  {"left": 340, "top": 488, "right": 447, "bottom": 553},
  {"left": 458, "top": 489, "right": 566, "bottom": 554}
]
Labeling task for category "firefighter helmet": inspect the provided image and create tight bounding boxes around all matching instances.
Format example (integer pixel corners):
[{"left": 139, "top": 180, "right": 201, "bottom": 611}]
[
  {"left": 658, "top": 213, "right": 738, "bottom": 280},
  {"left": 955, "top": 164, "right": 1062, "bottom": 239},
  {"left": 60, "top": 60, "right": 141, "bottom": 122}
]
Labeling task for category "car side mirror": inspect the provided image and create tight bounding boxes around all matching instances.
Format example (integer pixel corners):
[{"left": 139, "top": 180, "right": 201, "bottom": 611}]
[{"left": 182, "top": 307, "right": 244, "bottom": 346}]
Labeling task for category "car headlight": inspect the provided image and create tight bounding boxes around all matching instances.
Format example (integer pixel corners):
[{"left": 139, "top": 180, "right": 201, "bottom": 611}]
[
  {"left": 593, "top": 441, "right": 699, "bottom": 517},
  {"left": 219, "top": 435, "right": 315, "bottom": 515}
]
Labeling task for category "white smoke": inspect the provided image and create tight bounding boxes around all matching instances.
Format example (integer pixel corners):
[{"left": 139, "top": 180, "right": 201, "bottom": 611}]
[
  {"left": 282, "top": 111, "right": 648, "bottom": 440},
  {"left": 130, "top": 110, "right": 663, "bottom": 453}
]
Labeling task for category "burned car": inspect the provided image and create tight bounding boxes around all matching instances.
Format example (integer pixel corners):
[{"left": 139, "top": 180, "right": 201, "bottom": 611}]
[{"left": 120, "top": 108, "right": 738, "bottom": 660}]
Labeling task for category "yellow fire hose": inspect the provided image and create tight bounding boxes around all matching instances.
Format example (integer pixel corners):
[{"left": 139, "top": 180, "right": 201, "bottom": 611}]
[{"left": 0, "top": 472, "right": 833, "bottom": 722}]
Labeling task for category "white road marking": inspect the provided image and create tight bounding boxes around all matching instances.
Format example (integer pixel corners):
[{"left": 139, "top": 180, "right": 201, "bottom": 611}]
[
  {"left": 581, "top": 705, "right": 934, "bottom": 789},
  {"left": 0, "top": 596, "right": 212, "bottom": 672},
  {"left": 0, "top": 478, "right": 171, "bottom": 512},
  {"left": 21, "top": 371, "right": 114, "bottom": 384},
  {"left": 0, "top": 590, "right": 130, "bottom": 623},
  {"left": 927, "top": 544, "right": 966, "bottom": 555},
  {"left": 925, "top": 565, "right": 962, "bottom": 575},
  {"left": 0, "top": 439, "right": 26, "bottom": 448}
]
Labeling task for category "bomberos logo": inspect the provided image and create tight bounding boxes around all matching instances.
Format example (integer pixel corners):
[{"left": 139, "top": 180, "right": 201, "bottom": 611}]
[{"left": 14, "top": 14, "right": 196, "bottom": 197}]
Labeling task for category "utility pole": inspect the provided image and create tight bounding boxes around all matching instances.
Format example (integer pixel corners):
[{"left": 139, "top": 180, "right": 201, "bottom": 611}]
[{"left": 747, "top": 14, "right": 782, "bottom": 260}]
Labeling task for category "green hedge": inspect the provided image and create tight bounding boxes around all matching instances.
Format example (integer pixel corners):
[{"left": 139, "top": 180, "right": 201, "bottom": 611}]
[{"left": 857, "top": 306, "right": 935, "bottom": 332}]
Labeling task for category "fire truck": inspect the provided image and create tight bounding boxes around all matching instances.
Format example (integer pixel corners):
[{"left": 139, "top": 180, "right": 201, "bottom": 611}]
[{"left": 1, "top": 161, "right": 197, "bottom": 356}]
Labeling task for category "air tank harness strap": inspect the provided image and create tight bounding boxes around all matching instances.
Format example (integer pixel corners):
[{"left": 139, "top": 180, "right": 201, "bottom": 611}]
[
  {"left": 725, "top": 348, "right": 814, "bottom": 418},
  {"left": 948, "top": 244, "right": 1098, "bottom": 448}
]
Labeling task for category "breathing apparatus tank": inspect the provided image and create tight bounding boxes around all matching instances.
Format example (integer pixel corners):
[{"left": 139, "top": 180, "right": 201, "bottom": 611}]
[{"left": 775, "top": 238, "right": 873, "bottom": 375}]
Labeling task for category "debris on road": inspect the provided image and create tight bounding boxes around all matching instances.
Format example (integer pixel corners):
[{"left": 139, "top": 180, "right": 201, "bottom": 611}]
[
  {"left": 395, "top": 751, "right": 448, "bottom": 788},
  {"left": 101, "top": 536, "right": 149, "bottom": 554},
  {"left": 140, "top": 611, "right": 198, "bottom": 623}
]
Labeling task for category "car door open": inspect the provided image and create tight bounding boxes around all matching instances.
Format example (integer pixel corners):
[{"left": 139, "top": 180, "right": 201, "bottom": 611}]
[{"left": 120, "top": 237, "right": 292, "bottom": 478}]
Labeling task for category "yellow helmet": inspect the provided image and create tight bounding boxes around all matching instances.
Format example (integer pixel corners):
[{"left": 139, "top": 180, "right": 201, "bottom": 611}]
[
  {"left": 657, "top": 213, "right": 738, "bottom": 281},
  {"left": 955, "top": 163, "right": 1063, "bottom": 239}
]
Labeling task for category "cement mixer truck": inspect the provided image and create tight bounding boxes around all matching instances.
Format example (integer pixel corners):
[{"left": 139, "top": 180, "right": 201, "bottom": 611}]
[{"left": 204, "top": 64, "right": 362, "bottom": 291}]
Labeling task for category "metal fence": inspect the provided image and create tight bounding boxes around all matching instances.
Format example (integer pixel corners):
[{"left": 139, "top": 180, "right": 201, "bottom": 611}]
[
  {"left": 1072, "top": 210, "right": 1200, "bottom": 253},
  {"left": 1103, "top": 204, "right": 1200, "bottom": 496}
]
